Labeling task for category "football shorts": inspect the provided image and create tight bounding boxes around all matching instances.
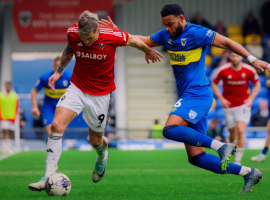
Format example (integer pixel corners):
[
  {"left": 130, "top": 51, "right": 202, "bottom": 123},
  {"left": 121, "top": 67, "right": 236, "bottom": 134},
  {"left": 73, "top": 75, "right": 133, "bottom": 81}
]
[
  {"left": 224, "top": 104, "right": 251, "bottom": 129},
  {"left": 1, "top": 120, "right": 15, "bottom": 131},
  {"left": 57, "top": 83, "right": 110, "bottom": 132},
  {"left": 169, "top": 85, "right": 213, "bottom": 134},
  {"left": 41, "top": 104, "right": 56, "bottom": 126}
]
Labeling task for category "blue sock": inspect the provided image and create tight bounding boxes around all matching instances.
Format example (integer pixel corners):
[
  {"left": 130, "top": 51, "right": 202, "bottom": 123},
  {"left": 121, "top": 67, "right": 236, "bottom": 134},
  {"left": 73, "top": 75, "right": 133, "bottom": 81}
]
[
  {"left": 189, "top": 152, "right": 242, "bottom": 175},
  {"left": 163, "top": 125, "right": 214, "bottom": 148},
  {"left": 261, "top": 147, "right": 269, "bottom": 155}
]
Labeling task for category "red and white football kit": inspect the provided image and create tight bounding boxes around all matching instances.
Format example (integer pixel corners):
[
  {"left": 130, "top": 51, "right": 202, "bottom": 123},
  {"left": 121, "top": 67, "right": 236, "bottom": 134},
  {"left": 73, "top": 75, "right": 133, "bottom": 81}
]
[
  {"left": 57, "top": 24, "right": 129, "bottom": 132},
  {"left": 213, "top": 62, "right": 259, "bottom": 128}
]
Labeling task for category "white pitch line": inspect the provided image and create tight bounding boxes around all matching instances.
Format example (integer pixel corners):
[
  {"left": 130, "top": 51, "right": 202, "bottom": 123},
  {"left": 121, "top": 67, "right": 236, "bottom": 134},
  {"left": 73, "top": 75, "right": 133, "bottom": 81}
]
[{"left": 0, "top": 152, "right": 17, "bottom": 161}]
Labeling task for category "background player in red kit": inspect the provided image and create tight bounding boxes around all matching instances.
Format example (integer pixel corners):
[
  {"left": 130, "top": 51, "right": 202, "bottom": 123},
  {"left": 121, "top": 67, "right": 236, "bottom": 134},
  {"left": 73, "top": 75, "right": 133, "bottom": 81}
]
[
  {"left": 212, "top": 52, "right": 260, "bottom": 165},
  {"left": 29, "top": 11, "right": 163, "bottom": 191}
]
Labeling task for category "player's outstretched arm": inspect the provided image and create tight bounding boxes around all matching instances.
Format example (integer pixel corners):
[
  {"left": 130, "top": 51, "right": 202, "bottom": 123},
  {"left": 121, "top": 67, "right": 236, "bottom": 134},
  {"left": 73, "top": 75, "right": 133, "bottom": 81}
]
[
  {"left": 49, "top": 44, "right": 73, "bottom": 91},
  {"left": 213, "top": 33, "right": 270, "bottom": 72},
  {"left": 211, "top": 82, "right": 231, "bottom": 108},
  {"left": 31, "top": 88, "right": 40, "bottom": 116},
  {"left": 245, "top": 81, "right": 261, "bottom": 107},
  {"left": 126, "top": 34, "right": 164, "bottom": 64},
  {"left": 99, "top": 16, "right": 159, "bottom": 48}
]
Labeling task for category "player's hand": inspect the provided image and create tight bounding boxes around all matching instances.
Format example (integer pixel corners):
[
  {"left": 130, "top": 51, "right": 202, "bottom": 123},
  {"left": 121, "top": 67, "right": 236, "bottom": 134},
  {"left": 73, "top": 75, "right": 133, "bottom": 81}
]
[
  {"left": 145, "top": 48, "right": 164, "bottom": 64},
  {"left": 48, "top": 73, "right": 61, "bottom": 92},
  {"left": 244, "top": 98, "right": 253, "bottom": 107},
  {"left": 252, "top": 59, "right": 270, "bottom": 72},
  {"left": 99, "top": 16, "right": 118, "bottom": 30},
  {"left": 221, "top": 98, "right": 231, "bottom": 108},
  {"left": 32, "top": 106, "right": 40, "bottom": 117},
  {"left": 266, "top": 79, "right": 270, "bottom": 88}
]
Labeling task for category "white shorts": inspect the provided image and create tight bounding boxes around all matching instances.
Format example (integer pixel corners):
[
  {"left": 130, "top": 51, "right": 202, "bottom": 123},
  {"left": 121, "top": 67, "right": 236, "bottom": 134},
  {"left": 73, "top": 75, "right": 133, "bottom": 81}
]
[
  {"left": 56, "top": 83, "right": 111, "bottom": 132},
  {"left": 1, "top": 120, "right": 15, "bottom": 131},
  {"left": 224, "top": 104, "right": 251, "bottom": 129}
]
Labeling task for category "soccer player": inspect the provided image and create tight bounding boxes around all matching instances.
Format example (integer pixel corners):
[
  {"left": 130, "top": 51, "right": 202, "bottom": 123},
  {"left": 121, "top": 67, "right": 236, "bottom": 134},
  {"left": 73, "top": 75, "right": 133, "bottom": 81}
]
[
  {"left": 212, "top": 52, "right": 261, "bottom": 165},
  {"left": 31, "top": 56, "right": 72, "bottom": 137},
  {"left": 251, "top": 79, "right": 270, "bottom": 162},
  {"left": 28, "top": 11, "right": 163, "bottom": 191},
  {"left": 0, "top": 81, "right": 18, "bottom": 152},
  {"left": 100, "top": 4, "right": 269, "bottom": 193}
]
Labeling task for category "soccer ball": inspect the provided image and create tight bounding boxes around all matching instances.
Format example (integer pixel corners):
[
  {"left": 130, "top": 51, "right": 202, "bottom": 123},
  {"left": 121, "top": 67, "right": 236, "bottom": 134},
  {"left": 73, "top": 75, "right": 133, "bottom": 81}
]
[{"left": 45, "top": 173, "right": 71, "bottom": 196}]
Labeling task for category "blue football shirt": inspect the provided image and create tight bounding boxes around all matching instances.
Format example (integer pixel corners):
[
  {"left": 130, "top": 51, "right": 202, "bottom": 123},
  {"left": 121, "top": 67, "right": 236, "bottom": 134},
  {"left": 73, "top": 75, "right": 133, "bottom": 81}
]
[
  {"left": 150, "top": 22, "right": 216, "bottom": 97},
  {"left": 35, "top": 70, "right": 72, "bottom": 108}
]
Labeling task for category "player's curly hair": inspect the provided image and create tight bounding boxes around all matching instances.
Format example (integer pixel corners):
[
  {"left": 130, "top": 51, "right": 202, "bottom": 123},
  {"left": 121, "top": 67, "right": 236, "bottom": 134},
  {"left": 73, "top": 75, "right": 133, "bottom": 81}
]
[
  {"left": 78, "top": 11, "right": 99, "bottom": 35},
  {"left": 160, "top": 3, "right": 185, "bottom": 17}
]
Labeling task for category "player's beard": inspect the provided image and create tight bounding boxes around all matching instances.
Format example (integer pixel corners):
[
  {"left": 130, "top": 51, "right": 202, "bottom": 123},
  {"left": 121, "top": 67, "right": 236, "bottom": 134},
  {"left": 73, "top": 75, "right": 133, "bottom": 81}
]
[{"left": 172, "top": 22, "right": 184, "bottom": 38}]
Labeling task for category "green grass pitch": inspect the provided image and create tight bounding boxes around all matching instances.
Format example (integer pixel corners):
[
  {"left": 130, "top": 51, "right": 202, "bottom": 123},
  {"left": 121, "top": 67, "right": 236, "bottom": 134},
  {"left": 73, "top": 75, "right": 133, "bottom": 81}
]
[{"left": 0, "top": 149, "right": 269, "bottom": 200}]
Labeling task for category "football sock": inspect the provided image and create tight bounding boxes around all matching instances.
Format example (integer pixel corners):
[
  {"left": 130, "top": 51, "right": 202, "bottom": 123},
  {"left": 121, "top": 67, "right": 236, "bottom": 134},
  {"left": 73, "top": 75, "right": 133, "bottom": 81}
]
[
  {"left": 94, "top": 137, "right": 108, "bottom": 164},
  {"left": 163, "top": 125, "right": 224, "bottom": 150},
  {"left": 261, "top": 146, "right": 269, "bottom": 155},
  {"left": 188, "top": 152, "right": 250, "bottom": 175},
  {"left": 234, "top": 148, "right": 244, "bottom": 164},
  {"left": 45, "top": 132, "right": 62, "bottom": 177},
  {"left": 1, "top": 139, "right": 7, "bottom": 151}
]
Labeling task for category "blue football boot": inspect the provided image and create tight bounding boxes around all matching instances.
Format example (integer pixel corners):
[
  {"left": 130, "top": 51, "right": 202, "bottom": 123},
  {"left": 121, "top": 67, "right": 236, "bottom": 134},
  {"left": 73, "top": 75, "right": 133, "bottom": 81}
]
[
  {"left": 217, "top": 143, "right": 237, "bottom": 171},
  {"left": 239, "top": 168, "right": 263, "bottom": 193}
]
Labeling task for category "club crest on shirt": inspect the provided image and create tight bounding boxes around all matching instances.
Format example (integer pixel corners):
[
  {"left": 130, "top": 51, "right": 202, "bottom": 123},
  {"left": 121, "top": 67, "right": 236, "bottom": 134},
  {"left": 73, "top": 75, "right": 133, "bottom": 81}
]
[
  {"left": 63, "top": 80, "right": 68, "bottom": 87},
  {"left": 181, "top": 38, "right": 186, "bottom": 46},
  {"left": 242, "top": 73, "right": 246, "bottom": 78},
  {"left": 189, "top": 110, "right": 197, "bottom": 119},
  {"left": 167, "top": 39, "right": 173, "bottom": 44},
  {"left": 227, "top": 75, "right": 232, "bottom": 79},
  {"left": 99, "top": 43, "right": 105, "bottom": 49}
]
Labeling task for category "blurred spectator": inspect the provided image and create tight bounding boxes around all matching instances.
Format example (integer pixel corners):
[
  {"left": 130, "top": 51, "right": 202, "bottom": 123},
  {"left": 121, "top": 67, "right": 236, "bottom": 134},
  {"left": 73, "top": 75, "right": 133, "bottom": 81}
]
[
  {"left": 0, "top": 82, "right": 19, "bottom": 152},
  {"left": 246, "top": 37, "right": 263, "bottom": 59},
  {"left": 213, "top": 20, "right": 226, "bottom": 36},
  {"left": 261, "top": 0, "right": 270, "bottom": 34},
  {"left": 19, "top": 107, "right": 26, "bottom": 139},
  {"left": 191, "top": 12, "right": 211, "bottom": 29},
  {"left": 104, "top": 117, "right": 115, "bottom": 147},
  {"left": 19, "top": 107, "right": 26, "bottom": 128},
  {"left": 251, "top": 100, "right": 269, "bottom": 126},
  {"left": 151, "top": 119, "right": 164, "bottom": 139},
  {"left": 211, "top": 50, "right": 230, "bottom": 70},
  {"left": 263, "top": 38, "right": 270, "bottom": 63},
  {"left": 33, "top": 99, "right": 44, "bottom": 140},
  {"left": 243, "top": 11, "right": 261, "bottom": 36},
  {"left": 207, "top": 119, "right": 222, "bottom": 141}
]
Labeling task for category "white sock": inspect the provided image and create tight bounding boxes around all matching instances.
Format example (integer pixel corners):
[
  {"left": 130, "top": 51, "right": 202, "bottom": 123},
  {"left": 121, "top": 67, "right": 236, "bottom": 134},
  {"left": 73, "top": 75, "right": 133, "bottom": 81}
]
[
  {"left": 234, "top": 148, "right": 244, "bottom": 164},
  {"left": 94, "top": 137, "right": 108, "bottom": 164},
  {"left": 1, "top": 140, "right": 7, "bottom": 151},
  {"left": 239, "top": 166, "right": 252, "bottom": 176},
  {"left": 7, "top": 139, "right": 12, "bottom": 151},
  {"left": 45, "top": 132, "right": 62, "bottom": 177},
  {"left": 210, "top": 140, "right": 224, "bottom": 151}
]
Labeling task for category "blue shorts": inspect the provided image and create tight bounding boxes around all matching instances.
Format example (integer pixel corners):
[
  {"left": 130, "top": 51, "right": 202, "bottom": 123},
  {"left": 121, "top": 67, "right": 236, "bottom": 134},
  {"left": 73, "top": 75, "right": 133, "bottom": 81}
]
[
  {"left": 169, "top": 85, "right": 213, "bottom": 134},
  {"left": 42, "top": 104, "right": 56, "bottom": 126}
]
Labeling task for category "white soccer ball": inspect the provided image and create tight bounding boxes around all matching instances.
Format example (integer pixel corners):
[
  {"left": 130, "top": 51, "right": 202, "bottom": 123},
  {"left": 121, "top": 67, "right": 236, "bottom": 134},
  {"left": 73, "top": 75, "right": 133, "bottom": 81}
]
[{"left": 45, "top": 173, "right": 71, "bottom": 196}]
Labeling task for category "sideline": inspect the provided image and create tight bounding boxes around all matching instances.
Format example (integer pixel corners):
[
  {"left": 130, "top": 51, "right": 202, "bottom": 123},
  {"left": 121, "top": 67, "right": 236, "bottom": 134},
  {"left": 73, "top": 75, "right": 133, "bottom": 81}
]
[{"left": 0, "top": 152, "right": 19, "bottom": 161}]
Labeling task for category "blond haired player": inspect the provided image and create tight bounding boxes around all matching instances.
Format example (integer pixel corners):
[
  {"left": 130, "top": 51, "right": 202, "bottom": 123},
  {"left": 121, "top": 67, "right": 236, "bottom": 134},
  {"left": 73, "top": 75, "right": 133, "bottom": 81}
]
[{"left": 29, "top": 11, "right": 163, "bottom": 191}]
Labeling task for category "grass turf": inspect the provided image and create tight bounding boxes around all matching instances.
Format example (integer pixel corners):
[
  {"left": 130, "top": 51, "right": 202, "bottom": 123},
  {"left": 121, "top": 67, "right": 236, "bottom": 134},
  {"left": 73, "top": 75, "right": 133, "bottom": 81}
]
[{"left": 0, "top": 149, "right": 269, "bottom": 200}]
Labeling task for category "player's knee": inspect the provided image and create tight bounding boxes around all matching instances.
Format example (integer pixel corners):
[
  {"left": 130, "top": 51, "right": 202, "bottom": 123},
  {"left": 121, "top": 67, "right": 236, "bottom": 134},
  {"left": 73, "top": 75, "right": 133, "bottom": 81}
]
[
  {"left": 236, "top": 126, "right": 245, "bottom": 135},
  {"left": 51, "top": 120, "right": 65, "bottom": 133},
  {"left": 188, "top": 152, "right": 206, "bottom": 166},
  {"left": 90, "top": 137, "right": 102, "bottom": 147},
  {"left": 162, "top": 125, "right": 178, "bottom": 139}
]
